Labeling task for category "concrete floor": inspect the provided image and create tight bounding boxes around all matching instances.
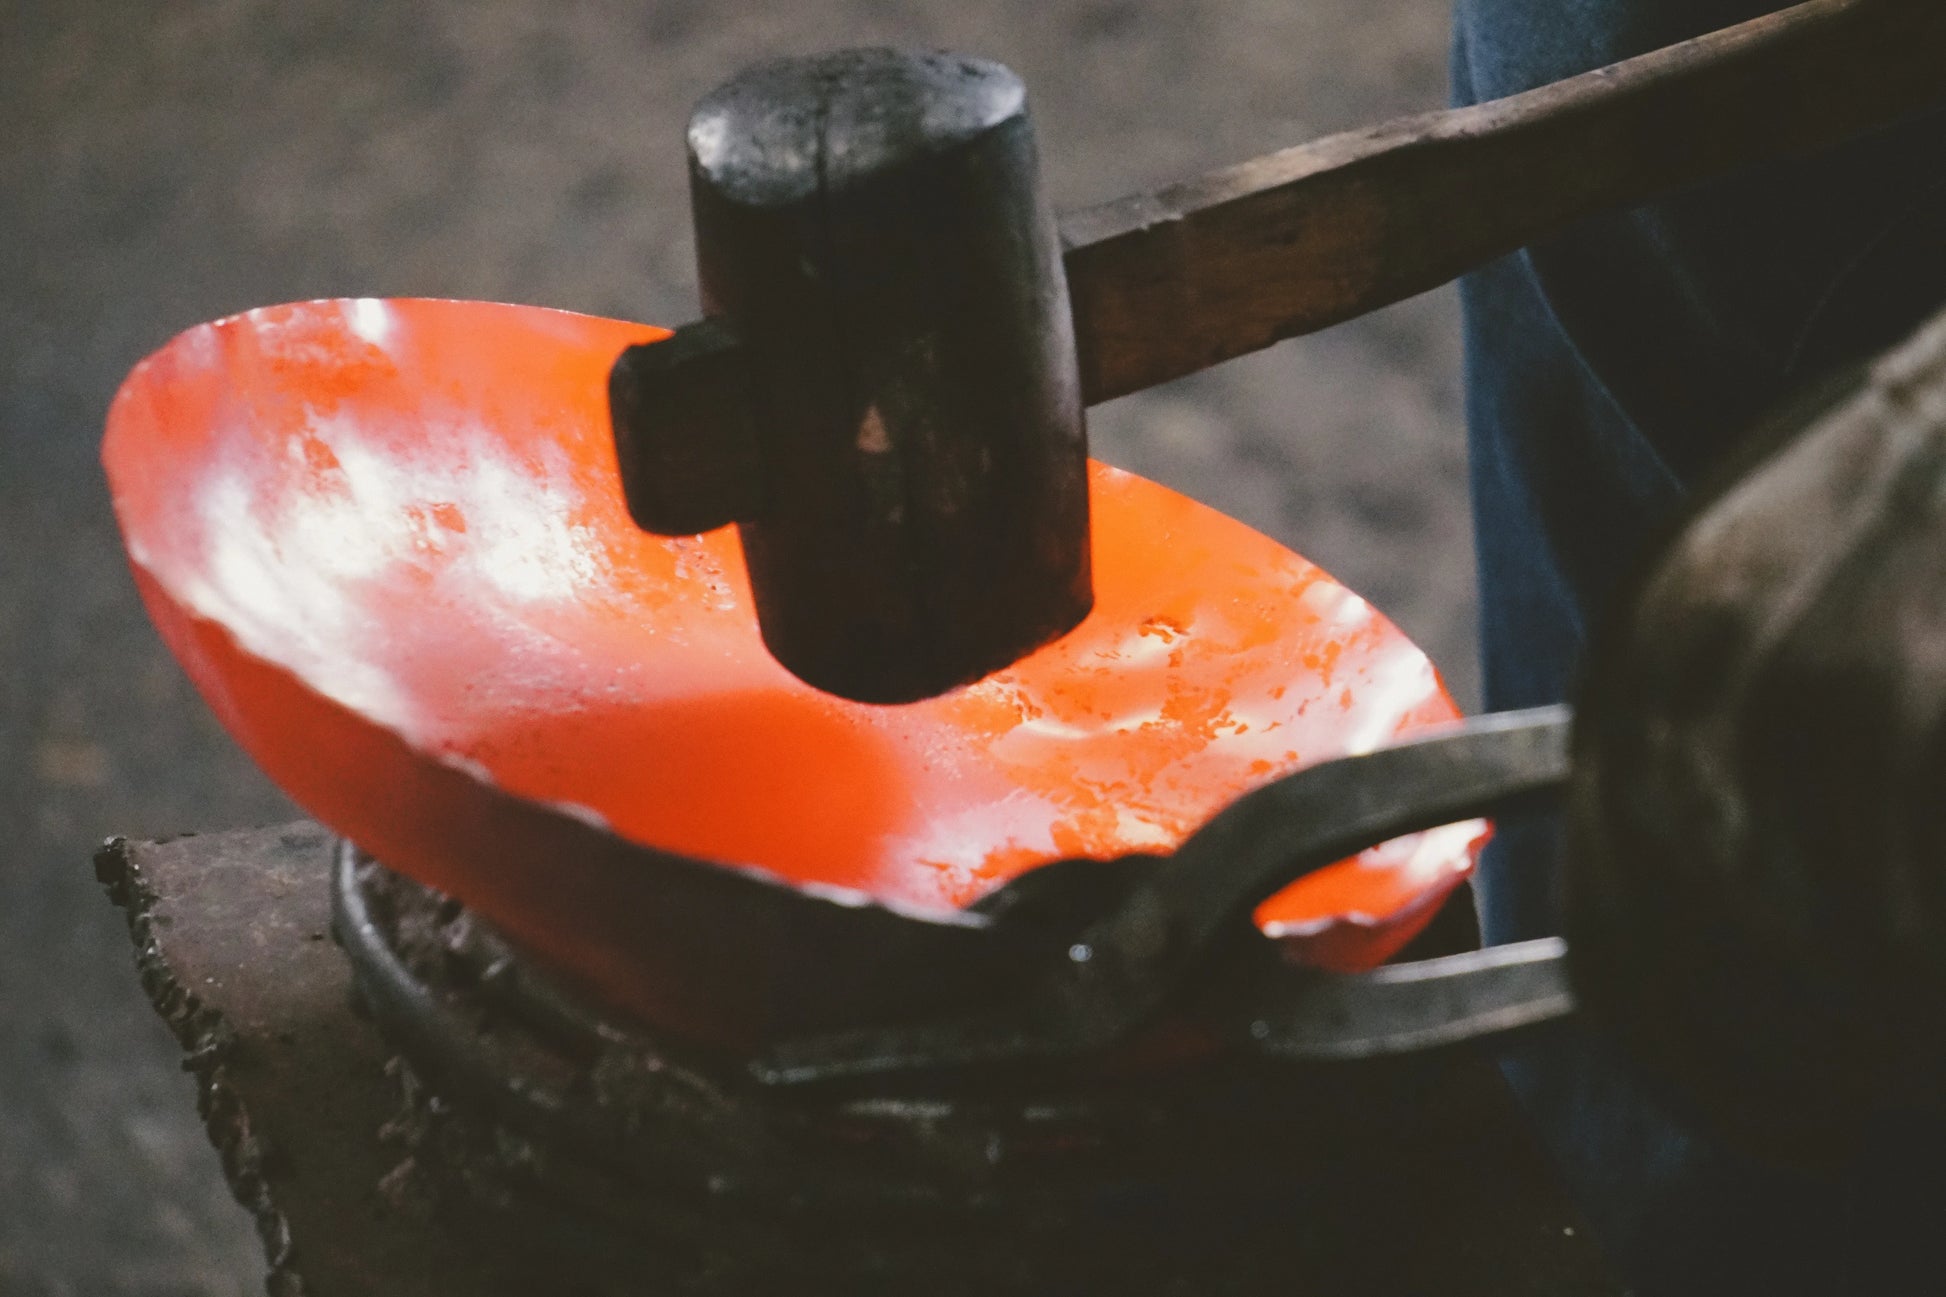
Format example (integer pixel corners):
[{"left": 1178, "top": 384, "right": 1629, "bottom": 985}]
[{"left": 0, "top": 3, "right": 1473, "bottom": 1292}]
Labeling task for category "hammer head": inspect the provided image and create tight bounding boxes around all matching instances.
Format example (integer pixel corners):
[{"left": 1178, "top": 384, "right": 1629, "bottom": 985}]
[{"left": 611, "top": 49, "right": 1092, "bottom": 704}]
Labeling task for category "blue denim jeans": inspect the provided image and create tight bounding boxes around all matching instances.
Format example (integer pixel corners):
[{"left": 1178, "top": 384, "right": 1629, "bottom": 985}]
[{"left": 1452, "top": 2, "right": 1946, "bottom": 1292}]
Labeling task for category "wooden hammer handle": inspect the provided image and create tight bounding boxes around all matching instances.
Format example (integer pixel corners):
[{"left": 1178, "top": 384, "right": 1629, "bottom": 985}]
[{"left": 1064, "top": 0, "right": 1946, "bottom": 403}]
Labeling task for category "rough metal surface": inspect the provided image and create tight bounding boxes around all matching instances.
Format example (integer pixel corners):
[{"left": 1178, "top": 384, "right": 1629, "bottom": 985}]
[
  {"left": 2, "top": 3, "right": 1472, "bottom": 1292},
  {"left": 105, "top": 826, "right": 1617, "bottom": 1296},
  {"left": 92, "top": 827, "right": 522, "bottom": 1297}
]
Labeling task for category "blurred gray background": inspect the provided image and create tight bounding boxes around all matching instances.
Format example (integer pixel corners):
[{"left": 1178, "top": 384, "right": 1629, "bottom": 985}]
[{"left": 0, "top": 2, "right": 1473, "bottom": 1292}]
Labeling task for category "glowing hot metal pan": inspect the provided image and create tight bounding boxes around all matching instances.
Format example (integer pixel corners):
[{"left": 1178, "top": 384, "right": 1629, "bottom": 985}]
[{"left": 106, "top": 297, "right": 1483, "bottom": 1051}]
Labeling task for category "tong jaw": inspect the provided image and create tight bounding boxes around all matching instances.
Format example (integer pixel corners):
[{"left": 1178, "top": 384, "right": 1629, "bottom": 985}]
[{"left": 755, "top": 707, "right": 1576, "bottom": 1088}]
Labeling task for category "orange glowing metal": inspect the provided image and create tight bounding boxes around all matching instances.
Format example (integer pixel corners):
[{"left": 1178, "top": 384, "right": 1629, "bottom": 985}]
[{"left": 105, "top": 298, "right": 1482, "bottom": 1020}]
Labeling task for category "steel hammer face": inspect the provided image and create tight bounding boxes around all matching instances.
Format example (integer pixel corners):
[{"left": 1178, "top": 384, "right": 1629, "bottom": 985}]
[{"left": 611, "top": 48, "right": 1092, "bottom": 704}]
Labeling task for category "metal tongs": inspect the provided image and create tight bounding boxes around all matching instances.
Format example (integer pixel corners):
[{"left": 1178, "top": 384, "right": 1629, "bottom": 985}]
[{"left": 757, "top": 707, "right": 1576, "bottom": 1087}]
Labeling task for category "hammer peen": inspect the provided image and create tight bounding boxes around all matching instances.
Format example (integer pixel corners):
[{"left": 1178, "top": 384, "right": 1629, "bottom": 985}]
[{"left": 612, "top": 0, "right": 1946, "bottom": 704}]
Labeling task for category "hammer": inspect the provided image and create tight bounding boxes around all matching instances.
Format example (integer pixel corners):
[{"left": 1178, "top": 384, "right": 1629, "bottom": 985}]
[{"left": 610, "top": 0, "right": 1946, "bottom": 704}]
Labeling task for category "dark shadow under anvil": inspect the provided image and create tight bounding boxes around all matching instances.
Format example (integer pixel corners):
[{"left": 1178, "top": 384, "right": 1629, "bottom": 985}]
[{"left": 95, "top": 825, "right": 1623, "bottom": 1296}]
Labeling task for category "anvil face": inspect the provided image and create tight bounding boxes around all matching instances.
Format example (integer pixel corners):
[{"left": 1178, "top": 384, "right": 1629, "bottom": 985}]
[{"left": 103, "top": 297, "right": 1478, "bottom": 1037}]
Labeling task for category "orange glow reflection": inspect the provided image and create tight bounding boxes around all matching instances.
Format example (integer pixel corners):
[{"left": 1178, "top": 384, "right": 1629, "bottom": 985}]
[{"left": 106, "top": 298, "right": 1483, "bottom": 1011}]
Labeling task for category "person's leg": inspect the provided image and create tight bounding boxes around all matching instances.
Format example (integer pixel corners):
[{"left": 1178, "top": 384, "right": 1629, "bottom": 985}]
[
  {"left": 1458, "top": 206, "right": 1845, "bottom": 1297},
  {"left": 1453, "top": 2, "right": 1946, "bottom": 1291}
]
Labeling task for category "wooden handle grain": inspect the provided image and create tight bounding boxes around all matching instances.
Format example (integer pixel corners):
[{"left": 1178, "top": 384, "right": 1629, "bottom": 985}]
[{"left": 1062, "top": 0, "right": 1946, "bottom": 403}]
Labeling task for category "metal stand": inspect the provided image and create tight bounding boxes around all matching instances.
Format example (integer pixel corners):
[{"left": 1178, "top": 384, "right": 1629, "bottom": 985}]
[{"left": 98, "top": 825, "right": 1621, "bottom": 1295}]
